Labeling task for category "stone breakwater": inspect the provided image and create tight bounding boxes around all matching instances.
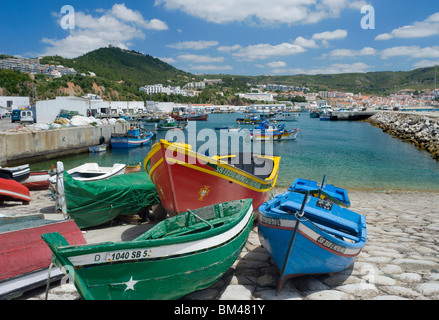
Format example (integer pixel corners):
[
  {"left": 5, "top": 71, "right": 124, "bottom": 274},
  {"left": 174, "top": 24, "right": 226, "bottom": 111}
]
[{"left": 367, "top": 112, "right": 439, "bottom": 161}]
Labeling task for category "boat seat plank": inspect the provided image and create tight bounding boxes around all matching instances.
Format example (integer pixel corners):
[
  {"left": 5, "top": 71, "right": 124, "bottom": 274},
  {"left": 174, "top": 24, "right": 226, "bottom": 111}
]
[{"left": 278, "top": 200, "right": 360, "bottom": 235}]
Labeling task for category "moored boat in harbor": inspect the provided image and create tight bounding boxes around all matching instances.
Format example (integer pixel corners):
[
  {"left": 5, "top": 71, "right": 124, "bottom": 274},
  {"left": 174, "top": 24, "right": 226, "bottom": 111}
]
[
  {"left": 0, "top": 178, "right": 31, "bottom": 205},
  {"left": 144, "top": 139, "right": 280, "bottom": 216},
  {"left": 110, "top": 127, "right": 154, "bottom": 149},
  {"left": 0, "top": 164, "right": 30, "bottom": 182},
  {"left": 41, "top": 199, "right": 254, "bottom": 300}
]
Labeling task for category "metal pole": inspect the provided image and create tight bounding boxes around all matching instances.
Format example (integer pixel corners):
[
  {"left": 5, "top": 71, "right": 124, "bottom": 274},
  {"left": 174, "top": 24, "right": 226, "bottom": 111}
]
[{"left": 276, "top": 191, "right": 310, "bottom": 294}]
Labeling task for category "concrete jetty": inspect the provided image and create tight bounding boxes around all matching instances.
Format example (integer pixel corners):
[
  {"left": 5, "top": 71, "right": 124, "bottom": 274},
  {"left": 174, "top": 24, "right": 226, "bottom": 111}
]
[{"left": 0, "top": 121, "right": 129, "bottom": 166}]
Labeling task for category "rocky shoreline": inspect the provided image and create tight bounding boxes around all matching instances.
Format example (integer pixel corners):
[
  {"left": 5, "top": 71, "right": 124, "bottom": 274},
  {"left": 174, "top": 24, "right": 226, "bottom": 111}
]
[{"left": 367, "top": 112, "right": 439, "bottom": 161}]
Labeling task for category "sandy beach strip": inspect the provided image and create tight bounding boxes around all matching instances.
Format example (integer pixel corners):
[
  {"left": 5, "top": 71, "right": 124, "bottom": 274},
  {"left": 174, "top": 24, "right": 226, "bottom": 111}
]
[{"left": 1, "top": 188, "right": 439, "bottom": 300}]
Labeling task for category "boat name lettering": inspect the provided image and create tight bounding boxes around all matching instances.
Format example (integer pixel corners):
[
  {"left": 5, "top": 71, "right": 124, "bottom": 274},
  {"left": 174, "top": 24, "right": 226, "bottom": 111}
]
[
  {"left": 215, "top": 166, "right": 262, "bottom": 189},
  {"left": 260, "top": 216, "right": 280, "bottom": 226},
  {"left": 98, "top": 249, "right": 151, "bottom": 262},
  {"left": 316, "top": 236, "right": 346, "bottom": 254}
]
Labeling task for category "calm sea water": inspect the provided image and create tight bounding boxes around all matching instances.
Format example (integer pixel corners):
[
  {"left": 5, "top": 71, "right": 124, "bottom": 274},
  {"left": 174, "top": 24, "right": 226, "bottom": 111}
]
[{"left": 31, "top": 113, "right": 439, "bottom": 191}]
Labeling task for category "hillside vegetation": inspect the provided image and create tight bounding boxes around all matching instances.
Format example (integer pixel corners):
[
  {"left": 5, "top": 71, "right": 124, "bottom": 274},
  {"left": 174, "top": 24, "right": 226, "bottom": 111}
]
[{"left": 1, "top": 47, "right": 437, "bottom": 104}]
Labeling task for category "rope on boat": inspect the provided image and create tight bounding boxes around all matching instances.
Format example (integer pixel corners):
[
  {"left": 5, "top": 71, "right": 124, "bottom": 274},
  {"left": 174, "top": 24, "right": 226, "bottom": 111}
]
[{"left": 44, "top": 262, "right": 53, "bottom": 300}]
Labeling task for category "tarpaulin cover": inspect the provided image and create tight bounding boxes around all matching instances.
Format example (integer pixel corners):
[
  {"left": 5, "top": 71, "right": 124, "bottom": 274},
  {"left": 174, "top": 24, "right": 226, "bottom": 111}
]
[{"left": 64, "top": 171, "right": 160, "bottom": 229}]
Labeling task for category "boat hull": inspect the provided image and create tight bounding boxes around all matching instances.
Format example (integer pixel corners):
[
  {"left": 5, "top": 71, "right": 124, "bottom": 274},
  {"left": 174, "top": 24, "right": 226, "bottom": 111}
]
[
  {"left": 0, "top": 164, "right": 30, "bottom": 182},
  {"left": 42, "top": 200, "right": 254, "bottom": 300},
  {"left": 144, "top": 140, "right": 280, "bottom": 216},
  {"left": 110, "top": 136, "right": 153, "bottom": 148},
  {"left": 21, "top": 171, "right": 51, "bottom": 191},
  {"left": 88, "top": 144, "right": 107, "bottom": 153},
  {"left": 0, "top": 178, "right": 31, "bottom": 204},
  {"left": 250, "top": 129, "right": 300, "bottom": 141},
  {"left": 258, "top": 191, "right": 366, "bottom": 284},
  {"left": 0, "top": 217, "right": 85, "bottom": 283}
]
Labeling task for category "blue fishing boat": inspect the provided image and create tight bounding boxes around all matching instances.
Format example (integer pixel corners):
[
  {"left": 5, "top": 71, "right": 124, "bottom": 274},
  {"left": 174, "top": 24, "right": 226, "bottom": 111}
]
[
  {"left": 258, "top": 189, "right": 367, "bottom": 293},
  {"left": 110, "top": 127, "right": 154, "bottom": 149},
  {"left": 289, "top": 177, "right": 350, "bottom": 207}
]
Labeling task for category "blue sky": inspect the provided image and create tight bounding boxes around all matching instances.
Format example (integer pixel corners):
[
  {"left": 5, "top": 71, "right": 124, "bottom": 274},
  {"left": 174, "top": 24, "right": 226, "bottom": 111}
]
[{"left": 1, "top": 0, "right": 439, "bottom": 76}]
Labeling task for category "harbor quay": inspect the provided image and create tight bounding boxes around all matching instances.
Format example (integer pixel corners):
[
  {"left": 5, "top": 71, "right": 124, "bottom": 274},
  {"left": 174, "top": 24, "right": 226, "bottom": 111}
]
[
  {"left": 3, "top": 188, "right": 439, "bottom": 300},
  {"left": 0, "top": 120, "right": 129, "bottom": 166}
]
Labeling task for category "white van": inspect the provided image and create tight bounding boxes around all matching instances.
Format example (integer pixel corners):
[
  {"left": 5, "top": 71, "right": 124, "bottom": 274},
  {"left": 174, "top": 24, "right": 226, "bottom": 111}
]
[{"left": 20, "top": 110, "right": 34, "bottom": 124}]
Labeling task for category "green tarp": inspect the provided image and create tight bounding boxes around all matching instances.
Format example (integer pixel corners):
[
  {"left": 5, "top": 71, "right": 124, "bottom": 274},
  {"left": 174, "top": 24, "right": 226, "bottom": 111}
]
[{"left": 64, "top": 171, "right": 160, "bottom": 229}]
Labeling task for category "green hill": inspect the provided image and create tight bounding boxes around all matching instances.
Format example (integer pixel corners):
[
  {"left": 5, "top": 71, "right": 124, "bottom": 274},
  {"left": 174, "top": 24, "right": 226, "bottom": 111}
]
[{"left": 40, "top": 47, "right": 193, "bottom": 87}]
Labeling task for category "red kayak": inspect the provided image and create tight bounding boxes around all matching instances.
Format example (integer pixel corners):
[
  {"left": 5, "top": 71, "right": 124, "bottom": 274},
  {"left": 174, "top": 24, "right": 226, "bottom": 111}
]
[{"left": 0, "top": 178, "right": 31, "bottom": 205}]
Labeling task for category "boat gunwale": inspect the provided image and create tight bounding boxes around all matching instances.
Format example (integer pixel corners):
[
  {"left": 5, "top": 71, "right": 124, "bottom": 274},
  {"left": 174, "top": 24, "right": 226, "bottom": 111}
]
[{"left": 50, "top": 199, "right": 254, "bottom": 257}]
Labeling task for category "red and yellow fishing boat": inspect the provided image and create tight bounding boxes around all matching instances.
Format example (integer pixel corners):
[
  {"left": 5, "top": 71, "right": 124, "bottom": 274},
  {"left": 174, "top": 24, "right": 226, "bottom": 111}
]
[{"left": 144, "top": 140, "right": 280, "bottom": 216}]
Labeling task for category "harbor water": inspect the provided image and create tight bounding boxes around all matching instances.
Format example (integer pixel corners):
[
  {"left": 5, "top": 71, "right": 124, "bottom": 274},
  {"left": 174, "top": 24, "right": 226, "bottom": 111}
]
[{"left": 31, "top": 113, "right": 439, "bottom": 191}]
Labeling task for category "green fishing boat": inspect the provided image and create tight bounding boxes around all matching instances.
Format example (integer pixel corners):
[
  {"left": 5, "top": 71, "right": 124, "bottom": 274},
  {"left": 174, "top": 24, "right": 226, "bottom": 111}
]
[{"left": 42, "top": 199, "right": 254, "bottom": 300}]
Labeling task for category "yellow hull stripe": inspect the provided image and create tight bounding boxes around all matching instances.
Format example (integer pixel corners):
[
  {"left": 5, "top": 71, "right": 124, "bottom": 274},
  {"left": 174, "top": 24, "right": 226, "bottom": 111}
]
[{"left": 166, "top": 157, "right": 274, "bottom": 193}]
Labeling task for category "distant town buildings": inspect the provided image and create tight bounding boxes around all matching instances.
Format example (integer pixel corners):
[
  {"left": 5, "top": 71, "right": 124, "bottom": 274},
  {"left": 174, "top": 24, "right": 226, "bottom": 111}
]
[{"left": 0, "top": 57, "right": 77, "bottom": 78}]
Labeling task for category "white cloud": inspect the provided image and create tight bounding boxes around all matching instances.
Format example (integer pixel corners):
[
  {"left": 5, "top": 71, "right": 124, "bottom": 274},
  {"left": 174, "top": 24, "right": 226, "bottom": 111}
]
[
  {"left": 159, "top": 57, "right": 176, "bottom": 64},
  {"left": 312, "top": 29, "right": 348, "bottom": 41},
  {"left": 188, "top": 64, "right": 233, "bottom": 71},
  {"left": 217, "top": 45, "right": 242, "bottom": 52},
  {"left": 294, "top": 36, "right": 318, "bottom": 48},
  {"left": 41, "top": 4, "right": 168, "bottom": 58},
  {"left": 232, "top": 43, "right": 306, "bottom": 61},
  {"left": 155, "top": 0, "right": 368, "bottom": 25},
  {"left": 267, "top": 61, "right": 287, "bottom": 68},
  {"left": 380, "top": 46, "right": 439, "bottom": 59},
  {"left": 177, "top": 54, "right": 224, "bottom": 63},
  {"left": 167, "top": 41, "right": 219, "bottom": 50},
  {"left": 328, "top": 47, "right": 376, "bottom": 58},
  {"left": 376, "top": 12, "right": 439, "bottom": 40},
  {"left": 413, "top": 60, "right": 439, "bottom": 68},
  {"left": 288, "top": 62, "right": 370, "bottom": 75}
]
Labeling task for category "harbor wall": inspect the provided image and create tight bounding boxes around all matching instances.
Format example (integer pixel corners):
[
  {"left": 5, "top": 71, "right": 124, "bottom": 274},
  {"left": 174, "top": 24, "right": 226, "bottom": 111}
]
[
  {"left": 367, "top": 111, "right": 439, "bottom": 161},
  {"left": 0, "top": 123, "right": 129, "bottom": 166}
]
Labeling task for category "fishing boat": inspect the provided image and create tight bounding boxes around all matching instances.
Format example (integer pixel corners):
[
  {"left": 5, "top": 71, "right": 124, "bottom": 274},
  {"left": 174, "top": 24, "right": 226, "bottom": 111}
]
[
  {"left": 270, "top": 112, "right": 299, "bottom": 121},
  {"left": 0, "top": 164, "right": 30, "bottom": 182},
  {"left": 289, "top": 177, "right": 351, "bottom": 207},
  {"left": 41, "top": 199, "right": 254, "bottom": 300},
  {"left": 0, "top": 178, "right": 31, "bottom": 205},
  {"left": 88, "top": 144, "right": 107, "bottom": 153},
  {"left": 110, "top": 127, "right": 154, "bottom": 148},
  {"left": 249, "top": 122, "right": 300, "bottom": 141},
  {"left": 144, "top": 140, "right": 280, "bottom": 216},
  {"left": 20, "top": 170, "right": 52, "bottom": 191},
  {"left": 172, "top": 113, "right": 208, "bottom": 121},
  {"left": 156, "top": 117, "right": 187, "bottom": 131},
  {"left": 62, "top": 171, "right": 159, "bottom": 229},
  {"left": 125, "top": 162, "right": 142, "bottom": 173},
  {"left": 0, "top": 214, "right": 85, "bottom": 299},
  {"left": 236, "top": 114, "right": 264, "bottom": 125},
  {"left": 215, "top": 126, "right": 241, "bottom": 132},
  {"left": 66, "top": 163, "right": 127, "bottom": 182},
  {"left": 258, "top": 189, "right": 367, "bottom": 293}
]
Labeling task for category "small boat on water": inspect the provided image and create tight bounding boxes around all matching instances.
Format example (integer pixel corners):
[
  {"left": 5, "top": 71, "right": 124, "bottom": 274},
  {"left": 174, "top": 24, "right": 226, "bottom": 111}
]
[
  {"left": 41, "top": 199, "right": 254, "bottom": 300},
  {"left": 125, "top": 162, "right": 142, "bottom": 174},
  {"left": 215, "top": 126, "right": 241, "bottom": 132},
  {"left": 249, "top": 122, "right": 300, "bottom": 141},
  {"left": 110, "top": 127, "right": 154, "bottom": 148},
  {"left": 156, "top": 117, "right": 187, "bottom": 131},
  {"left": 0, "top": 214, "right": 85, "bottom": 299},
  {"left": 0, "top": 177, "right": 31, "bottom": 205},
  {"left": 144, "top": 140, "right": 280, "bottom": 216},
  {"left": 270, "top": 112, "right": 299, "bottom": 121},
  {"left": 0, "top": 164, "right": 30, "bottom": 182},
  {"left": 65, "top": 163, "right": 127, "bottom": 182},
  {"left": 172, "top": 113, "right": 208, "bottom": 121},
  {"left": 258, "top": 186, "right": 367, "bottom": 293},
  {"left": 289, "top": 176, "right": 350, "bottom": 207},
  {"left": 88, "top": 144, "right": 107, "bottom": 153}
]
